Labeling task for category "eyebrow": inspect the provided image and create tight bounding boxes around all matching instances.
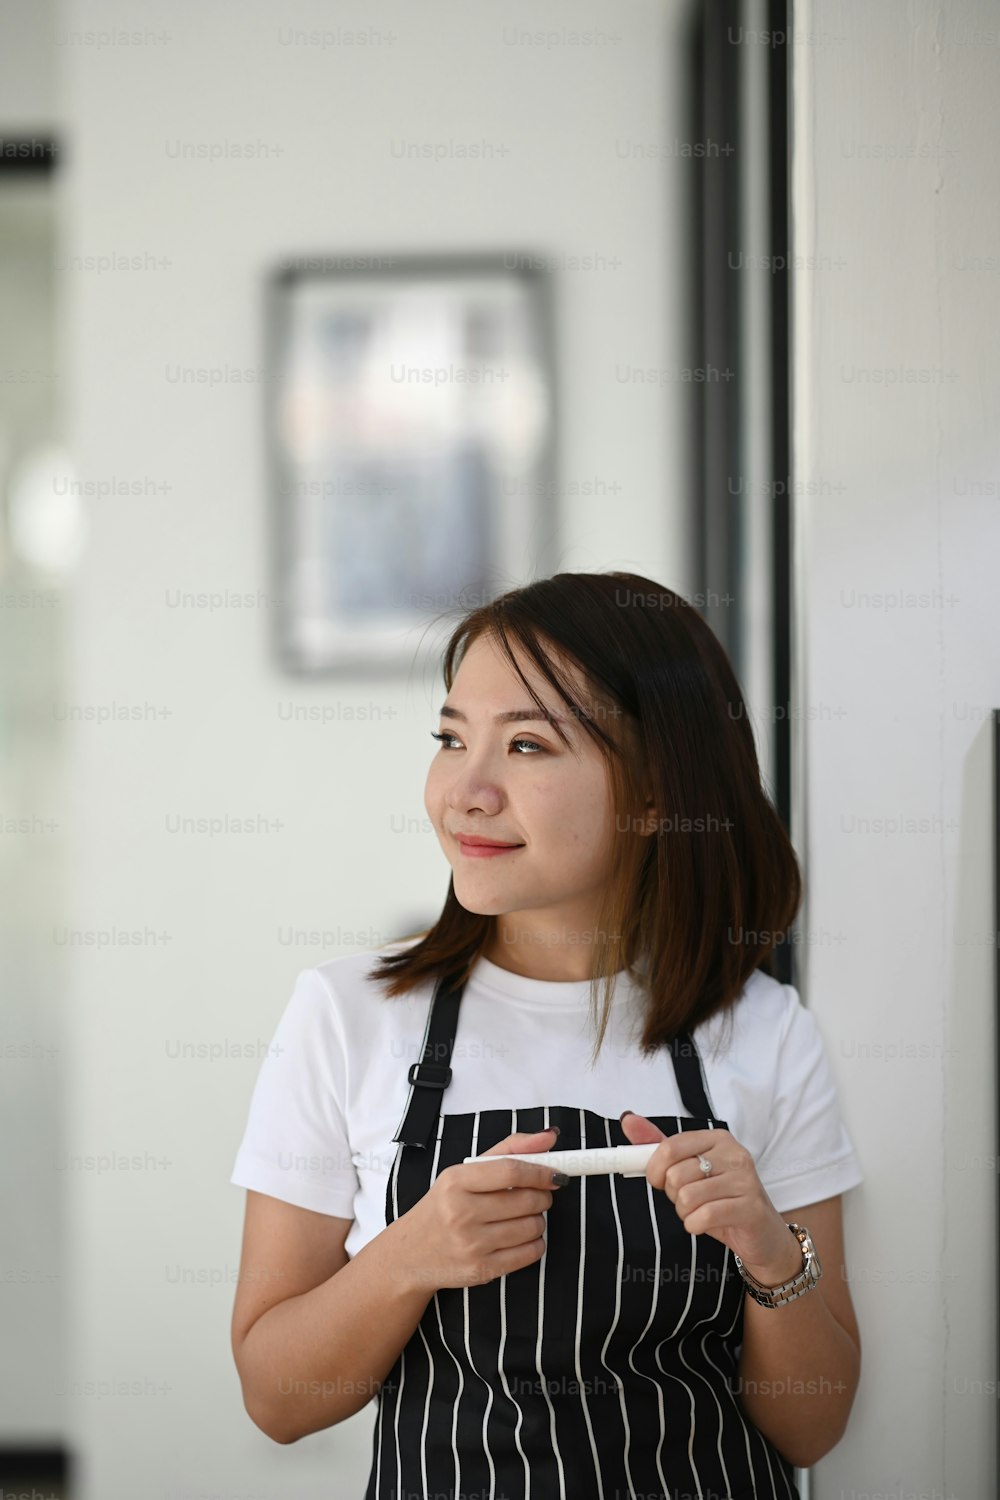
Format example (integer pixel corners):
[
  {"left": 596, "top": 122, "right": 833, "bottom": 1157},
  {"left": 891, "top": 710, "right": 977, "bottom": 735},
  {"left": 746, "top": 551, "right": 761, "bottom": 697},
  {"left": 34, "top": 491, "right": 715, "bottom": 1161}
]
[{"left": 439, "top": 703, "right": 567, "bottom": 726}]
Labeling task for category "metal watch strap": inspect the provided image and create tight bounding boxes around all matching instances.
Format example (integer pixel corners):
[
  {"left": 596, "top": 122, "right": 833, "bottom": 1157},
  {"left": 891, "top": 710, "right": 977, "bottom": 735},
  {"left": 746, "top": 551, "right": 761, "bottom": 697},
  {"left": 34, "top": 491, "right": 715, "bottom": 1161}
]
[{"left": 734, "top": 1223, "right": 823, "bottom": 1308}]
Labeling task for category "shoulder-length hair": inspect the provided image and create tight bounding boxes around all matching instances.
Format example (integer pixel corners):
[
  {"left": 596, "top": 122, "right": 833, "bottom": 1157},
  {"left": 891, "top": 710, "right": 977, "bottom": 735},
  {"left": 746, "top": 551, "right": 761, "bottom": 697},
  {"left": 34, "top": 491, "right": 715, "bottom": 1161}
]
[{"left": 365, "top": 570, "right": 801, "bottom": 1063}]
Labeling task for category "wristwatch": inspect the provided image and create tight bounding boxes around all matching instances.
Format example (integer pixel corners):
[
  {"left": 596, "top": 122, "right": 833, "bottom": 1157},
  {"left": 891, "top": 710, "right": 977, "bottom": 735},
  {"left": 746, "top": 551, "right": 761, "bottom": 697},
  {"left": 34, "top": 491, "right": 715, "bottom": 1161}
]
[{"left": 734, "top": 1224, "right": 823, "bottom": 1308}]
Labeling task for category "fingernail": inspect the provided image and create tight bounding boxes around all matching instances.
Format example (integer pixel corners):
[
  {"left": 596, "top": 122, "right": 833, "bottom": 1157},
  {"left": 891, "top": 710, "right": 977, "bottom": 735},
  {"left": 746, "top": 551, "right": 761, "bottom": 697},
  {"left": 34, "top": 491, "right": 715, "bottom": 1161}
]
[
  {"left": 548, "top": 1125, "right": 561, "bottom": 1138},
  {"left": 551, "top": 1171, "right": 570, "bottom": 1186},
  {"left": 619, "top": 1109, "right": 635, "bottom": 1123}
]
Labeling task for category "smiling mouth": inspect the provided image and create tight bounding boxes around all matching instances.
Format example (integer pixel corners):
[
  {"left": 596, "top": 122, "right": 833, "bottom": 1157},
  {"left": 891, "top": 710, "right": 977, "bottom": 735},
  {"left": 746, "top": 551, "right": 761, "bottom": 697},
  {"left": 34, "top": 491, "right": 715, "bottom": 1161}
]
[
  {"left": 459, "top": 847, "right": 522, "bottom": 858},
  {"left": 455, "top": 836, "right": 526, "bottom": 855}
]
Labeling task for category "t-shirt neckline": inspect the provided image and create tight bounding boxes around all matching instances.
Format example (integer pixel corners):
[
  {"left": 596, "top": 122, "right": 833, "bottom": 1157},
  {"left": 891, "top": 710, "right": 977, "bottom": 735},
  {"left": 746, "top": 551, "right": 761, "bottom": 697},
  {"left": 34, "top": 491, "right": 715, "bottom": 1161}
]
[{"left": 471, "top": 952, "right": 637, "bottom": 1008}]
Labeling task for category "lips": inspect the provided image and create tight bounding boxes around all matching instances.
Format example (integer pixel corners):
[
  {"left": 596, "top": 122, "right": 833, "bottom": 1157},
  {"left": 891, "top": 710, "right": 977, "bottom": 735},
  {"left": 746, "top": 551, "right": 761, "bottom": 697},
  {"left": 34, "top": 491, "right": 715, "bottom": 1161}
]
[{"left": 454, "top": 833, "right": 524, "bottom": 849}]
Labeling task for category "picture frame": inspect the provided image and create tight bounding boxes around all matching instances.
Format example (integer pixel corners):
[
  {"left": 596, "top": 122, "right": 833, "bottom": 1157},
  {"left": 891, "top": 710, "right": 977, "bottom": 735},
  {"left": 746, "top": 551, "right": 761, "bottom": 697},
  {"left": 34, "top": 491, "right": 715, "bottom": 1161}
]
[{"left": 265, "top": 252, "right": 558, "bottom": 675}]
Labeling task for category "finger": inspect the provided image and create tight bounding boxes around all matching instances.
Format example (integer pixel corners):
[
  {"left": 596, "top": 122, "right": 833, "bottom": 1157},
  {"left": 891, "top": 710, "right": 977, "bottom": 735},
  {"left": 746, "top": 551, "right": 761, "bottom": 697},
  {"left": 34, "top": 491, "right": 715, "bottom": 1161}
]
[
  {"left": 673, "top": 1129, "right": 731, "bottom": 1151},
  {"left": 470, "top": 1128, "right": 564, "bottom": 1193},
  {"left": 479, "top": 1127, "right": 560, "bottom": 1157},
  {"left": 646, "top": 1129, "right": 732, "bottom": 1173},
  {"left": 465, "top": 1158, "right": 565, "bottom": 1195},
  {"left": 657, "top": 1148, "right": 711, "bottom": 1191},
  {"left": 474, "top": 1221, "right": 550, "bottom": 1280},
  {"left": 479, "top": 1188, "right": 554, "bottom": 1224},
  {"left": 619, "top": 1113, "right": 668, "bottom": 1145},
  {"left": 662, "top": 1166, "right": 746, "bottom": 1211},
  {"left": 481, "top": 1211, "right": 548, "bottom": 1250}
]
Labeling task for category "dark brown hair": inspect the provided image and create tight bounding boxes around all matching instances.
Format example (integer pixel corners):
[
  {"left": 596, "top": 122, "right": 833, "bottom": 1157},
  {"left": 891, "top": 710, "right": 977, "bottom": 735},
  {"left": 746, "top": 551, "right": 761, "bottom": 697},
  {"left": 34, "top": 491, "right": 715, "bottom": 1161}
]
[{"left": 365, "top": 570, "right": 801, "bottom": 1063}]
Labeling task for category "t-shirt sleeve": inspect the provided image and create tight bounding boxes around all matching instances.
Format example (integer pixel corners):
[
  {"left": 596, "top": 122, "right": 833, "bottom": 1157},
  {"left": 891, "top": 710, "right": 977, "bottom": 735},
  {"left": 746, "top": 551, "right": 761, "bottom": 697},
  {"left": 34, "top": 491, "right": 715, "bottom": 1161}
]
[
  {"left": 754, "top": 984, "right": 864, "bottom": 1214},
  {"left": 229, "top": 967, "right": 358, "bottom": 1219}
]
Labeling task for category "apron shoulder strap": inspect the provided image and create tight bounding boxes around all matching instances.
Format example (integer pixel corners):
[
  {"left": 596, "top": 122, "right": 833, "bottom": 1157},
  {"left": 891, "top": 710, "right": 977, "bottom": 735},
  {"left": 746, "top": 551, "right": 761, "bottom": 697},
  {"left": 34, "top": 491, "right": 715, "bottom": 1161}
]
[
  {"left": 668, "top": 1029, "right": 716, "bottom": 1120},
  {"left": 391, "top": 971, "right": 464, "bottom": 1148}
]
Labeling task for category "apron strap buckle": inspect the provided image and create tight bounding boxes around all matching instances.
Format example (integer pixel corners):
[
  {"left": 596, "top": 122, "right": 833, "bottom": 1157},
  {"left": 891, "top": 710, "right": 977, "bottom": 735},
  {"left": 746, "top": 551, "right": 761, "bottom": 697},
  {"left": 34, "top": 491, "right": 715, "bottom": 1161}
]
[{"left": 406, "top": 1061, "right": 453, "bottom": 1090}]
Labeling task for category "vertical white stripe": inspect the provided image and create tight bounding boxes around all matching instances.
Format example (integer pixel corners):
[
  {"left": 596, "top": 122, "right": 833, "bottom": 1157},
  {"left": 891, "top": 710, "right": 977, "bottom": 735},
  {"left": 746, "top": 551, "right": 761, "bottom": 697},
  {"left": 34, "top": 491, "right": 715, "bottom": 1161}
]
[
  {"left": 526, "top": 1104, "right": 568, "bottom": 1499},
  {"left": 438, "top": 1114, "right": 467, "bottom": 1498},
  {"left": 675, "top": 1232, "right": 705, "bottom": 1495},
  {"left": 458, "top": 1110, "right": 497, "bottom": 1499},
  {"left": 428, "top": 1284, "right": 476, "bottom": 1492},
  {"left": 675, "top": 1117, "right": 733, "bottom": 1500},
  {"left": 651, "top": 1120, "right": 705, "bottom": 1497},
  {"left": 571, "top": 1107, "right": 605, "bottom": 1497},
  {"left": 381, "top": 984, "right": 439, "bottom": 1500},
  {"left": 616, "top": 1145, "right": 669, "bottom": 1499},
  {"left": 599, "top": 1115, "right": 643, "bottom": 1500},
  {"left": 676, "top": 1237, "right": 733, "bottom": 1498},
  {"left": 415, "top": 1121, "right": 448, "bottom": 1500},
  {"left": 497, "top": 1110, "right": 536, "bottom": 1494}
]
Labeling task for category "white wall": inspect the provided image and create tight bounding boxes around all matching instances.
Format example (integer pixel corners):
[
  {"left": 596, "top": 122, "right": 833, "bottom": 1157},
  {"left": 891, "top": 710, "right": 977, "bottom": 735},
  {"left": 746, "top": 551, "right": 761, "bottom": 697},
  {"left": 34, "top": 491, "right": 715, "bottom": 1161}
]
[
  {"left": 791, "top": 2, "right": 1000, "bottom": 1493},
  {"left": 58, "top": 2, "right": 697, "bottom": 1495},
  {"left": 0, "top": 0, "right": 60, "bottom": 133}
]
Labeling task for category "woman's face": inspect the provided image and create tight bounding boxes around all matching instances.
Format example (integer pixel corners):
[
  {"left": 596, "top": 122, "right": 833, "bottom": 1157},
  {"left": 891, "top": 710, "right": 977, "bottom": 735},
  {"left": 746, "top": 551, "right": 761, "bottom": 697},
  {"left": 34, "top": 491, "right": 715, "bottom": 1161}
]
[{"left": 423, "top": 632, "right": 623, "bottom": 950}]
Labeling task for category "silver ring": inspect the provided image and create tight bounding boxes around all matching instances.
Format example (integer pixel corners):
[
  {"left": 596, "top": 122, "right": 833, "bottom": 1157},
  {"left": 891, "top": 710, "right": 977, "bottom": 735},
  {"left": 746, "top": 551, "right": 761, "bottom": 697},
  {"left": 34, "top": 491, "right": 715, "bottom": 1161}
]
[{"left": 697, "top": 1154, "right": 713, "bottom": 1177}]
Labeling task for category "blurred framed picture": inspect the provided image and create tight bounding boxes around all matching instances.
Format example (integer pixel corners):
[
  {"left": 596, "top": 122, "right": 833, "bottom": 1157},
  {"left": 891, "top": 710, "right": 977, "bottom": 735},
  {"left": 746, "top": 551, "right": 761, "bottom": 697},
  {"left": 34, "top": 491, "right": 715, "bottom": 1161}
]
[{"left": 266, "top": 253, "right": 556, "bottom": 674}]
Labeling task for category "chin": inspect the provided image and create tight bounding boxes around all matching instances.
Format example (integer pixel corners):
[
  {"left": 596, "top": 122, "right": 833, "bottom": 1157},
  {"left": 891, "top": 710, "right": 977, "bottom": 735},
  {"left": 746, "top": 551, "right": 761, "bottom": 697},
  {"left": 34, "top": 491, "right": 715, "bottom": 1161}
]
[
  {"left": 450, "top": 877, "right": 512, "bottom": 917},
  {"left": 453, "top": 893, "right": 506, "bottom": 916}
]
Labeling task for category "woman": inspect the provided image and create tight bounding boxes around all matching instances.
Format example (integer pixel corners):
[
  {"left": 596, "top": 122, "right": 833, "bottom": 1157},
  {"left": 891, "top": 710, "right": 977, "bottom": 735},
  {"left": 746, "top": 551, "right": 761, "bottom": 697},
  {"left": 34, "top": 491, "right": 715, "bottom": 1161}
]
[{"left": 229, "top": 570, "right": 863, "bottom": 1498}]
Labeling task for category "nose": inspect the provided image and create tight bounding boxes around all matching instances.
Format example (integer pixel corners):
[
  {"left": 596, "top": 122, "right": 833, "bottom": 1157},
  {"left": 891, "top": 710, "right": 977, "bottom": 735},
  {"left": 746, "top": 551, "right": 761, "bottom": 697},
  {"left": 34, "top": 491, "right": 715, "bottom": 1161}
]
[{"left": 441, "top": 748, "right": 507, "bottom": 817}]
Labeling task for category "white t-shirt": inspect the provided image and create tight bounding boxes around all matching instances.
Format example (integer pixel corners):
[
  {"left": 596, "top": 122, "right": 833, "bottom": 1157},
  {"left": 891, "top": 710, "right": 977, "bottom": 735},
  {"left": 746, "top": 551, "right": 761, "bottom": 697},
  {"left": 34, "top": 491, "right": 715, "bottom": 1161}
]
[{"left": 229, "top": 942, "right": 864, "bottom": 1262}]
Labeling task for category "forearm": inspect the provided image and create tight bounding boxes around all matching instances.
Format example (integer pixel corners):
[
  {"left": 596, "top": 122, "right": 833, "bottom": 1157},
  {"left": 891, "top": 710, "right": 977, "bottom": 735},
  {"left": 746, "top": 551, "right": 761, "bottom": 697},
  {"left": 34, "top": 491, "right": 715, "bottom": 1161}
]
[
  {"left": 734, "top": 1240, "right": 860, "bottom": 1468},
  {"left": 236, "top": 1214, "right": 435, "bottom": 1443}
]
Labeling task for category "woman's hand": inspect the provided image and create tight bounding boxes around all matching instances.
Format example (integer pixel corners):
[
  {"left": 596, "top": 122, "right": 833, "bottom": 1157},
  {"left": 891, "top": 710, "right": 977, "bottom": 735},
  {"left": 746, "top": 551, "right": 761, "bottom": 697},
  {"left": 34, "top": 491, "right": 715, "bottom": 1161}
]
[
  {"left": 619, "top": 1112, "right": 802, "bottom": 1283},
  {"left": 393, "top": 1127, "right": 567, "bottom": 1296}
]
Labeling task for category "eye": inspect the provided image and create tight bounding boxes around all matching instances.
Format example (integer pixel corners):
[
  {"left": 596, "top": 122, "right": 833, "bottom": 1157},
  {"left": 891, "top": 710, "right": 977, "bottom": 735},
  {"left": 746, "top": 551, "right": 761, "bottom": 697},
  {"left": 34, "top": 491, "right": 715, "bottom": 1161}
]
[{"left": 429, "top": 731, "right": 545, "bottom": 754}]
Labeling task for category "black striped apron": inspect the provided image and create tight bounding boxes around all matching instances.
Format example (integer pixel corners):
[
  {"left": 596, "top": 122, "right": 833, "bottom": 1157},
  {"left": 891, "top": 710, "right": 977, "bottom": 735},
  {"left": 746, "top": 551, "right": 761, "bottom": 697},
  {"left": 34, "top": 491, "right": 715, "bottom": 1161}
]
[{"left": 364, "top": 972, "right": 800, "bottom": 1500}]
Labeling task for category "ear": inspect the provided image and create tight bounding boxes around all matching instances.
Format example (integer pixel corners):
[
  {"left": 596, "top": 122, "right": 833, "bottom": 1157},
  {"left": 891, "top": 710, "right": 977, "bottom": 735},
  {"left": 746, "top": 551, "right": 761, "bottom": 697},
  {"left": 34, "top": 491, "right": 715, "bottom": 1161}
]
[{"left": 639, "top": 796, "right": 659, "bottom": 837}]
